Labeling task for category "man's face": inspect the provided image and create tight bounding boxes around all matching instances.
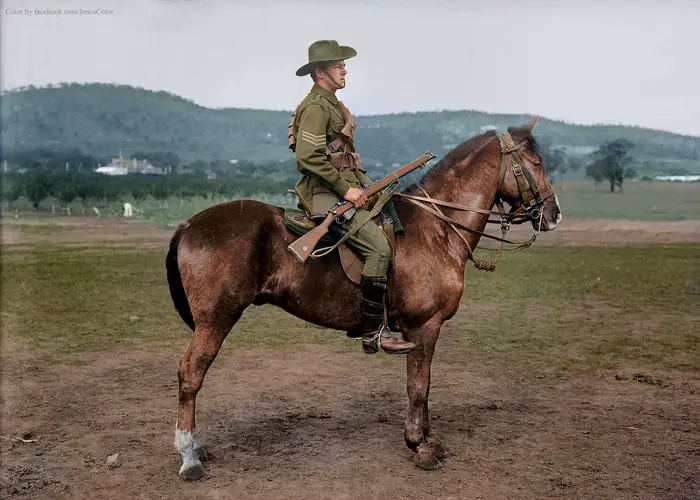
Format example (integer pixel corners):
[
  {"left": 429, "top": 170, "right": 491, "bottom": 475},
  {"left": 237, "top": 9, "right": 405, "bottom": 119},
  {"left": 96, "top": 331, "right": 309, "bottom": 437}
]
[{"left": 319, "top": 60, "right": 347, "bottom": 89}]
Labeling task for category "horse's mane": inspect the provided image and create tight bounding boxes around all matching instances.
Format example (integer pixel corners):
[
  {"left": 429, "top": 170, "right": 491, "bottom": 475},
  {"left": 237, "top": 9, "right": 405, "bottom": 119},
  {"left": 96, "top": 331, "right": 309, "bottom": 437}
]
[
  {"left": 402, "top": 125, "right": 541, "bottom": 195},
  {"left": 403, "top": 129, "right": 497, "bottom": 194}
]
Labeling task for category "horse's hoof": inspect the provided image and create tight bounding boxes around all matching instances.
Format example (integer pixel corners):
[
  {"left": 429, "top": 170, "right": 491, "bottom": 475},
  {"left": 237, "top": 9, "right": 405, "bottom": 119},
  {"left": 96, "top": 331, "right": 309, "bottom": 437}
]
[
  {"left": 414, "top": 448, "right": 444, "bottom": 471},
  {"left": 179, "top": 461, "right": 206, "bottom": 481}
]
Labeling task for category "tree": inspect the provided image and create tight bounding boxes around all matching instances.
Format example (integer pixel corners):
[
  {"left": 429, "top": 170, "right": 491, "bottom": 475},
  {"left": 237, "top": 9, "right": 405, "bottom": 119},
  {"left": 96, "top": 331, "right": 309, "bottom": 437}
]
[
  {"left": 74, "top": 174, "right": 104, "bottom": 214},
  {"left": 536, "top": 139, "right": 587, "bottom": 182},
  {"left": 175, "top": 182, "right": 197, "bottom": 206},
  {"left": 585, "top": 139, "right": 635, "bottom": 192},
  {"left": 1, "top": 174, "right": 22, "bottom": 210},
  {"left": 101, "top": 178, "right": 123, "bottom": 205},
  {"left": 51, "top": 176, "right": 78, "bottom": 215},
  {"left": 565, "top": 156, "right": 583, "bottom": 175},
  {"left": 150, "top": 181, "right": 171, "bottom": 208},
  {"left": 131, "top": 186, "right": 147, "bottom": 205},
  {"left": 22, "top": 171, "right": 54, "bottom": 210},
  {"left": 539, "top": 142, "right": 568, "bottom": 179}
]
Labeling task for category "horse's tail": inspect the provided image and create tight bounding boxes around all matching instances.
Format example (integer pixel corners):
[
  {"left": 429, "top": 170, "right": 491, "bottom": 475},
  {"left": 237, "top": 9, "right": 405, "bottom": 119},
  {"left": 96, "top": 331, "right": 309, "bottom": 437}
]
[{"left": 166, "top": 221, "right": 195, "bottom": 331}]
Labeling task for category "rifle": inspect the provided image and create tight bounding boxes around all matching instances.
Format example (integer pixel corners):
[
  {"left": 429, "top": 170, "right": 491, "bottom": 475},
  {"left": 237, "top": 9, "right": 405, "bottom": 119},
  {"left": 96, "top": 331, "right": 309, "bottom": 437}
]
[{"left": 287, "top": 151, "right": 436, "bottom": 264}]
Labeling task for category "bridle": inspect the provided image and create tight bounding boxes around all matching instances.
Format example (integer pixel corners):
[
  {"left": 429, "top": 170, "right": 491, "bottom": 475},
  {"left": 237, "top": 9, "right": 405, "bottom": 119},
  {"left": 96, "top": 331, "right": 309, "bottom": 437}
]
[
  {"left": 495, "top": 131, "right": 555, "bottom": 225},
  {"left": 393, "top": 131, "right": 557, "bottom": 271}
]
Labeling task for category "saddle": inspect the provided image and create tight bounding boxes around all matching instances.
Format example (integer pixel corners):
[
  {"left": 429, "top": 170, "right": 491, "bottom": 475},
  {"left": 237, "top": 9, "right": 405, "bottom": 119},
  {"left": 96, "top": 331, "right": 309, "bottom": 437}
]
[{"left": 283, "top": 191, "right": 396, "bottom": 286}]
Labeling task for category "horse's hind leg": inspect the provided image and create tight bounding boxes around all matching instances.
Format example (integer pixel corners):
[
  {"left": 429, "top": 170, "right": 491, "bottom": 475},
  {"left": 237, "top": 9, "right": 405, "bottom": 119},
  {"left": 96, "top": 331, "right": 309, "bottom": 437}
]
[{"left": 174, "top": 312, "right": 240, "bottom": 481}]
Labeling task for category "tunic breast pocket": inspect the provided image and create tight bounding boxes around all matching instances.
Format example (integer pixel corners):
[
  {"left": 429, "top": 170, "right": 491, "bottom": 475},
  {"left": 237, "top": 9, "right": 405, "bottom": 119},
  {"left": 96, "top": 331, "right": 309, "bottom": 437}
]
[{"left": 329, "top": 122, "right": 344, "bottom": 138}]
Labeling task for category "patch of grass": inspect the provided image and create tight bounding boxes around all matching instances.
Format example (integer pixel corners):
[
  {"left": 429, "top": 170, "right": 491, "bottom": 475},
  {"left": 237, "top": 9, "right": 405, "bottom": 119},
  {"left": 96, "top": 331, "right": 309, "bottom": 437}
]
[
  {"left": 0, "top": 246, "right": 355, "bottom": 356},
  {"left": 464, "top": 244, "right": 699, "bottom": 309},
  {"left": 2, "top": 244, "right": 698, "bottom": 378},
  {"left": 1, "top": 247, "right": 180, "bottom": 353},
  {"left": 453, "top": 244, "right": 700, "bottom": 376},
  {"left": 553, "top": 180, "right": 700, "bottom": 221}
]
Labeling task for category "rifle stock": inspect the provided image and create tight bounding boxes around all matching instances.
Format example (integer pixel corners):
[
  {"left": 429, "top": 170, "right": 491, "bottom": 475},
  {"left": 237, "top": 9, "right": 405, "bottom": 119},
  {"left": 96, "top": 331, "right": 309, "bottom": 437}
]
[
  {"left": 287, "top": 152, "right": 436, "bottom": 264},
  {"left": 287, "top": 212, "right": 334, "bottom": 263}
]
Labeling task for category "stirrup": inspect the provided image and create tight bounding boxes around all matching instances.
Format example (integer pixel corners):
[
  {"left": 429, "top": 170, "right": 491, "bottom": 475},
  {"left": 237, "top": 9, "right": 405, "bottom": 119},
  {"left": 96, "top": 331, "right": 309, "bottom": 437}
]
[
  {"left": 360, "top": 324, "right": 385, "bottom": 353},
  {"left": 360, "top": 324, "right": 413, "bottom": 355}
]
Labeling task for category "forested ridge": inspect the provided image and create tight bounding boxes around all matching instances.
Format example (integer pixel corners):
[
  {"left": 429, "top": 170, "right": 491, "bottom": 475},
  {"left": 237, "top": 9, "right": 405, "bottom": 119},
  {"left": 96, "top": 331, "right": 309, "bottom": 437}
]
[{"left": 2, "top": 83, "right": 698, "bottom": 179}]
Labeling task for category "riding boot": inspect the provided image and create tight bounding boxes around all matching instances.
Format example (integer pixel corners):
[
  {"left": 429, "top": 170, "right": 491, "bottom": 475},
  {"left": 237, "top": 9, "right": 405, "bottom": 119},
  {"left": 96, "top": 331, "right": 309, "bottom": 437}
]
[{"left": 361, "top": 275, "right": 416, "bottom": 355}]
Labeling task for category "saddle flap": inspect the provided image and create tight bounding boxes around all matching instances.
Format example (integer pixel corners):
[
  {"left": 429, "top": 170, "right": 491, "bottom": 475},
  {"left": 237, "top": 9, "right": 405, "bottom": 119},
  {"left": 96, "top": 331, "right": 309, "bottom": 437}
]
[{"left": 338, "top": 245, "right": 363, "bottom": 286}]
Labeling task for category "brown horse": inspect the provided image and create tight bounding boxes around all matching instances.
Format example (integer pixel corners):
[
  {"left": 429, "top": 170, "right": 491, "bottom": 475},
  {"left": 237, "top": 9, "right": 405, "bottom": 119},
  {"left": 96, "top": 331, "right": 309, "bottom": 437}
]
[{"left": 166, "top": 118, "right": 562, "bottom": 480}]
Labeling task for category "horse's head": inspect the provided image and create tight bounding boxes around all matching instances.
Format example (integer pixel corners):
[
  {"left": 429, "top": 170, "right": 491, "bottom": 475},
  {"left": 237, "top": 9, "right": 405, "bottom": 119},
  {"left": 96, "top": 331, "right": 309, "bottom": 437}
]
[{"left": 496, "top": 117, "right": 562, "bottom": 231}]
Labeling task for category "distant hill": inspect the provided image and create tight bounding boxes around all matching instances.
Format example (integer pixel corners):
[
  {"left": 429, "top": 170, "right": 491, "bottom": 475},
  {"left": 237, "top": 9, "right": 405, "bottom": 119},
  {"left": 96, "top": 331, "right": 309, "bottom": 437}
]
[{"left": 2, "top": 83, "right": 699, "bottom": 177}]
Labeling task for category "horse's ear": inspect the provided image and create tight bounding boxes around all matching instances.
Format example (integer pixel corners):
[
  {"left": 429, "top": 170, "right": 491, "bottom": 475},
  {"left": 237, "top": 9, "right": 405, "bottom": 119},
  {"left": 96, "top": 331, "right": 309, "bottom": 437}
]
[
  {"left": 507, "top": 115, "right": 541, "bottom": 142},
  {"left": 523, "top": 115, "right": 540, "bottom": 133}
]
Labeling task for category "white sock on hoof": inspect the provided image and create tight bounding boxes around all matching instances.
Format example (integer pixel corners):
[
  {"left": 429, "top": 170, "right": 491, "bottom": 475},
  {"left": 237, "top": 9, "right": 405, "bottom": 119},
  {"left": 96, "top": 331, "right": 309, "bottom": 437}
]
[{"left": 174, "top": 429, "right": 202, "bottom": 473}]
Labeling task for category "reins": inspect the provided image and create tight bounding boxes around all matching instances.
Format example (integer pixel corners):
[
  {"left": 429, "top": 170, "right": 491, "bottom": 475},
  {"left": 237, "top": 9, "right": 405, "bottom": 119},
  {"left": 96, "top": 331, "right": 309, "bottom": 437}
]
[{"left": 393, "top": 132, "right": 553, "bottom": 272}]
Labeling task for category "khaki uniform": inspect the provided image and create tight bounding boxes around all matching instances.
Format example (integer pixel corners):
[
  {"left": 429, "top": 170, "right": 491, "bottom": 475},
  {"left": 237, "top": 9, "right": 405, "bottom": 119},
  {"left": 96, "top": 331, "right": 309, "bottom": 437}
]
[
  {"left": 292, "top": 84, "right": 370, "bottom": 210},
  {"left": 292, "top": 84, "right": 391, "bottom": 277},
  {"left": 291, "top": 39, "right": 416, "bottom": 355}
]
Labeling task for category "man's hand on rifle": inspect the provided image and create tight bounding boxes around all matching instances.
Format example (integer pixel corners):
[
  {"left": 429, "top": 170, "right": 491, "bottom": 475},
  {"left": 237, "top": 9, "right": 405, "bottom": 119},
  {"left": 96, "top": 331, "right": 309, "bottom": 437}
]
[{"left": 344, "top": 187, "right": 368, "bottom": 208}]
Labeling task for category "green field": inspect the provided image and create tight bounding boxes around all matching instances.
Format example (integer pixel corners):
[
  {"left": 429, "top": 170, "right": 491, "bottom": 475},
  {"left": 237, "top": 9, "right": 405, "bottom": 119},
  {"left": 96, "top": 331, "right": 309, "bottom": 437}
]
[
  {"left": 98, "top": 179, "right": 700, "bottom": 224},
  {"left": 552, "top": 180, "right": 700, "bottom": 220},
  {"left": 4, "top": 180, "right": 698, "bottom": 228},
  {"left": 3, "top": 242, "right": 698, "bottom": 379}
]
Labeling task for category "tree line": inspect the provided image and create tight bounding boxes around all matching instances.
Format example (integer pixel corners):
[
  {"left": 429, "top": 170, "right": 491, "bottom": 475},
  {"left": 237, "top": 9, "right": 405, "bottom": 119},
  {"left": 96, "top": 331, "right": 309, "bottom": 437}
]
[
  {"left": 1, "top": 138, "right": 642, "bottom": 215},
  {"left": 1, "top": 169, "right": 298, "bottom": 213}
]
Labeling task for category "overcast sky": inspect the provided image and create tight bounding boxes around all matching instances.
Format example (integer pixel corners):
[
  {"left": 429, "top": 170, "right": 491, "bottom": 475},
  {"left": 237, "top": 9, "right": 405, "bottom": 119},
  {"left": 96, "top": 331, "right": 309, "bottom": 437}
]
[{"left": 2, "top": 0, "right": 698, "bottom": 136}]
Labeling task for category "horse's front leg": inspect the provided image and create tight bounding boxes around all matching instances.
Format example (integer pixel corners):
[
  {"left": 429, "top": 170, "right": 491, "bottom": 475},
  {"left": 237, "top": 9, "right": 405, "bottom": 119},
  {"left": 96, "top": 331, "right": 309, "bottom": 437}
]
[{"left": 404, "top": 317, "right": 444, "bottom": 470}]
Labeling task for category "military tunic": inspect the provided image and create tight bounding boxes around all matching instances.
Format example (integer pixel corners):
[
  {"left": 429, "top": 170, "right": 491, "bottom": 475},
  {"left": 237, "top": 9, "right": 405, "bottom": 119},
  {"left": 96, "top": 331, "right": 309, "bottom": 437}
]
[
  {"left": 292, "top": 84, "right": 372, "bottom": 211},
  {"left": 291, "top": 84, "right": 394, "bottom": 277}
]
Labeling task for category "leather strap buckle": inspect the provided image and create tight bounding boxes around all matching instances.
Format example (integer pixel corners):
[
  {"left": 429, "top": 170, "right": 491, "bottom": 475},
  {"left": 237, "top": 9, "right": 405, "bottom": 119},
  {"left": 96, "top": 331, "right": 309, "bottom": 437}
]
[{"left": 512, "top": 164, "right": 523, "bottom": 176}]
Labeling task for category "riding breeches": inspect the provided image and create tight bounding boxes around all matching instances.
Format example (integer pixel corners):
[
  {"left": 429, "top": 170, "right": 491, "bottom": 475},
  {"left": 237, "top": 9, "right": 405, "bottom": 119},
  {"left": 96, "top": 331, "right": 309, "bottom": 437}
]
[{"left": 327, "top": 208, "right": 392, "bottom": 277}]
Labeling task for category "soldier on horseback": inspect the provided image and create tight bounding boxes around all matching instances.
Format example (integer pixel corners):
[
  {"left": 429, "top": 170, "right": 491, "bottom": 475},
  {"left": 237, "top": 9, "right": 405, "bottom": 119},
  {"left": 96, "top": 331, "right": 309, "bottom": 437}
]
[{"left": 289, "top": 40, "right": 415, "bottom": 355}]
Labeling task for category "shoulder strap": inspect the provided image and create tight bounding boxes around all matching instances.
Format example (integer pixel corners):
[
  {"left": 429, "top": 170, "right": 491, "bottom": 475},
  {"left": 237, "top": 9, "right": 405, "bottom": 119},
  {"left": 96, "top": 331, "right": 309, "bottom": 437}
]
[{"left": 288, "top": 104, "right": 301, "bottom": 152}]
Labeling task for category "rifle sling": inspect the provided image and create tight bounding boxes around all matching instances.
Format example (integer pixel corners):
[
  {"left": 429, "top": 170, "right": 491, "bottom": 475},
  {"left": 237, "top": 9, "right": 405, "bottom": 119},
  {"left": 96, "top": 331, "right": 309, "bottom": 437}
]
[{"left": 309, "top": 180, "right": 401, "bottom": 259}]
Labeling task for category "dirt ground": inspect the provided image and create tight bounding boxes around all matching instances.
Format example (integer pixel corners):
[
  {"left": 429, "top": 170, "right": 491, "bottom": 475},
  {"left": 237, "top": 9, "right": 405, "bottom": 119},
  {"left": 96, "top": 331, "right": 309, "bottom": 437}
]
[
  {"left": 3, "top": 215, "right": 700, "bottom": 249},
  {"left": 1, "top": 216, "right": 699, "bottom": 499}
]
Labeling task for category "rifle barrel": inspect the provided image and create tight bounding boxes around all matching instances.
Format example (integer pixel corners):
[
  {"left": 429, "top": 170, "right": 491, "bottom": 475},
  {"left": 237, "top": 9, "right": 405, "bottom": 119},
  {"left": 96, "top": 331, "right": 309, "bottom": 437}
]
[{"left": 332, "top": 152, "right": 435, "bottom": 217}]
